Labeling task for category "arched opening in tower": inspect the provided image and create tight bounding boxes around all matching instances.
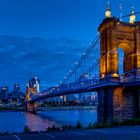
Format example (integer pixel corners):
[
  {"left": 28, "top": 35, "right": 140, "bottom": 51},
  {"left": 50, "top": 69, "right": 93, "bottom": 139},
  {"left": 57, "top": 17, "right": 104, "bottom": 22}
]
[{"left": 118, "top": 48, "right": 124, "bottom": 75}]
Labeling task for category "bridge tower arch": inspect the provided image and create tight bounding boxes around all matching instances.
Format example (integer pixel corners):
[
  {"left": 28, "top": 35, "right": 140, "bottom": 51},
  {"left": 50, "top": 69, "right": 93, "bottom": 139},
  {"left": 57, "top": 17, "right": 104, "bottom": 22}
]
[
  {"left": 99, "top": 17, "right": 140, "bottom": 78},
  {"left": 26, "top": 77, "right": 40, "bottom": 113},
  {"left": 97, "top": 8, "right": 140, "bottom": 124},
  {"left": 117, "top": 48, "right": 124, "bottom": 74}
]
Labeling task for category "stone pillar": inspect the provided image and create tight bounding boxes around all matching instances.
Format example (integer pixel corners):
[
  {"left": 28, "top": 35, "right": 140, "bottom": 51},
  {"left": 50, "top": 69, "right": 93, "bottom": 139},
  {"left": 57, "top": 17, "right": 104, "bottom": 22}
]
[
  {"left": 106, "top": 88, "right": 113, "bottom": 123},
  {"left": 136, "top": 30, "right": 140, "bottom": 68},
  {"left": 97, "top": 89, "right": 106, "bottom": 124},
  {"left": 107, "top": 50, "right": 118, "bottom": 75},
  {"left": 138, "top": 89, "right": 140, "bottom": 117},
  {"left": 97, "top": 88, "right": 113, "bottom": 124},
  {"left": 112, "top": 87, "right": 123, "bottom": 122},
  {"left": 121, "top": 88, "right": 138, "bottom": 120},
  {"left": 26, "top": 102, "right": 37, "bottom": 113},
  {"left": 98, "top": 86, "right": 140, "bottom": 124}
]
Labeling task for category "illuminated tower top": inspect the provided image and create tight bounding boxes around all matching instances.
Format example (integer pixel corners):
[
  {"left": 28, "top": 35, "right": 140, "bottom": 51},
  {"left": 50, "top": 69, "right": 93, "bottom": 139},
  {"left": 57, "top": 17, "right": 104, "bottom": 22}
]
[
  {"left": 130, "top": 6, "right": 136, "bottom": 24},
  {"left": 105, "top": 0, "right": 111, "bottom": 18}
]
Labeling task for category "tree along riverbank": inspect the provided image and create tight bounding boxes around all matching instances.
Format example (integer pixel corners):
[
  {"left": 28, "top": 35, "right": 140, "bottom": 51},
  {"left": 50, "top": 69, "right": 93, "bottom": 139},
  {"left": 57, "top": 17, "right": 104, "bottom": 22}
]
[{"left": 0, "top": 119, "right": 140, "bottom": 136}]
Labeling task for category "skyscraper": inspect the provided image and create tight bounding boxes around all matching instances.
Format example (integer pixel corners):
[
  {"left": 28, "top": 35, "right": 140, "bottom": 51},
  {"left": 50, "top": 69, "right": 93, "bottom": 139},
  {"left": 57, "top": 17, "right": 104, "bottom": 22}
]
[
  {"left": 14, "top": 83, "right": 20, "bottom": 92},
  {"left": 0, "top": 86, "right": 8, "bottom": 100}
]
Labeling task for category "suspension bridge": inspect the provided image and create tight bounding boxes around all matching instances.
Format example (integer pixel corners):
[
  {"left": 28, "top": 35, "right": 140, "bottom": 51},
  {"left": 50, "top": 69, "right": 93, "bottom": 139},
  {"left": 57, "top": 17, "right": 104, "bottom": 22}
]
[{"left": 25, "top": 8, "right": 140, "bottom": 124}]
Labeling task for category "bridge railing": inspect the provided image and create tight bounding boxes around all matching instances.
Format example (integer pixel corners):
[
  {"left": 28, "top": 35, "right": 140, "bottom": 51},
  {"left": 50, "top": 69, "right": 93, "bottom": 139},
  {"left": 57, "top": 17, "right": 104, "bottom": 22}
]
[
  {"left": 58, "top": 78, "right": 100, "bottom": 93},
  {"left": 30, "top": 68, "right": 140, "bottom": 102},
  {"left": 121, "top": 75, "right": 140, "bottom": 83},
  {"left": 120, "top": 67, "right": 140, "bottom": 83}
]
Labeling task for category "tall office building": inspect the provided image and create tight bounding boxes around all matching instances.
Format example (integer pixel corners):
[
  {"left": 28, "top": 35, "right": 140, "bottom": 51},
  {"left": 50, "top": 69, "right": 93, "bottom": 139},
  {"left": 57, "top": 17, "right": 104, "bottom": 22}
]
[
  {"left": 14, "top": 83, "right": 20, "bottom": 92},
  {"left": 0, "top": 86, "right": 8, "bottom": 100}
]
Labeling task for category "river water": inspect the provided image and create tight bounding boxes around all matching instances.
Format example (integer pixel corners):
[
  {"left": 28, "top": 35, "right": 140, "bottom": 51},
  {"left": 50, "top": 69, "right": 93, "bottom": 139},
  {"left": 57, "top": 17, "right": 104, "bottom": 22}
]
[{"left": 0, "top": 109, "right": 97, "bottom": 133}]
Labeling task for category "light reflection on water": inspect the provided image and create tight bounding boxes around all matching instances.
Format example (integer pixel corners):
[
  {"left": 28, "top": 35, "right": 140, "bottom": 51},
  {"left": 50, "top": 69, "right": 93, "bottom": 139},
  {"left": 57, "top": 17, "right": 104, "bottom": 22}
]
[
  {"left": 25, "top": 112, "right": 60, "bottom": 131},
  {"left": 0, "top": 109, "right": 97, "bottom": 133}
]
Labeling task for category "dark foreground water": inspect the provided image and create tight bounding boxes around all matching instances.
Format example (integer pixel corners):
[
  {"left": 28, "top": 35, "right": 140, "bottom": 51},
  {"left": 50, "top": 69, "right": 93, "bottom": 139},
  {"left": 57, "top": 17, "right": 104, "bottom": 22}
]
[{"left": 0, "top": 109, "right": 97, "bottom": 133}]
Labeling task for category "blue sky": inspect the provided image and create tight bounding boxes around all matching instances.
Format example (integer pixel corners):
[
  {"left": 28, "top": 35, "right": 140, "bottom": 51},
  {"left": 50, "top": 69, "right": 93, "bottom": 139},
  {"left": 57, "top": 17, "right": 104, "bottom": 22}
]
[
  {"left": 0, "top": 0, "right": 139, "bottom": 92},
  {"left": 0, "top": 0, "right": 139, "bottom": 41}
]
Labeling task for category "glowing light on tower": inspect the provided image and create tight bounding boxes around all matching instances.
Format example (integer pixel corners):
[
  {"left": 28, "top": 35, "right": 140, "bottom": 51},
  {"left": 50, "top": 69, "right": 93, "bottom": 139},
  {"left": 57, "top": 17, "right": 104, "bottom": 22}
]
[
  {"left": 130, "top": 6, "right": 136, "bottom": 24},
  {"left": 105, "top": 0, "right": 111, "bottom": 18}
]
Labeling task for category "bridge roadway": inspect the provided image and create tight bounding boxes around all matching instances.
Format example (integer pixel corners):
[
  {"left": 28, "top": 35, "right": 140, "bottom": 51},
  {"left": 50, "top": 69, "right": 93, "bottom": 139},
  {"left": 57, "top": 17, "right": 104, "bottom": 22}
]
[
  {"left": 29, "top": 75, "right": 140, "bottom": 103},
  {"left": 1, "top": 126, "right": 140, "bottom": 140},
  {"left": 22, "top": 67, "right": 140, "bottom": 104},
  {"left": 30, "top": 78, "right": 120, "bottom": 102}
]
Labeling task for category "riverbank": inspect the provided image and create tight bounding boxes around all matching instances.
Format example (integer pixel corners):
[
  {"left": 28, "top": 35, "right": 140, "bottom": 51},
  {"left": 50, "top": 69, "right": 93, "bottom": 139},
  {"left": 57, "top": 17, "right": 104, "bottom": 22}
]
[
  {"left": 1, "top": 116, "right": 140, "bottom": 135},
  {"left": 0, "top": 105, "right": 96, "bottom": 112},
  {"left": 0, "top": 107, "right": 25, "bottom": 112},
  {"left": 0, "top": 109, "right": 97, "bottom": 133}
]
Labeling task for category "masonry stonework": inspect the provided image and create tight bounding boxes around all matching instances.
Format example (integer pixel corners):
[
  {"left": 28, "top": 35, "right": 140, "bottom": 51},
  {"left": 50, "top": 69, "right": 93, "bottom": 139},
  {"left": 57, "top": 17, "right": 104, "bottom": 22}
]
[{"left": 98, "top": 17, "right": 140, "bottom": 124}]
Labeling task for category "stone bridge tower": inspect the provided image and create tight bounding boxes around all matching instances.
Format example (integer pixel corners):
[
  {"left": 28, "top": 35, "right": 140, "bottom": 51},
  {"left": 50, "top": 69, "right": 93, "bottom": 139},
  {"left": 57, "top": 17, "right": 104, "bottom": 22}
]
[
  {"left": 99, "top": 9, "right": 140, "bottom": 78},
  {"left": 97, "top": 5, "right": 140, "bottom": 123},
  {"left": 26, "top": 77, "right": 40, "bottom": 112}
]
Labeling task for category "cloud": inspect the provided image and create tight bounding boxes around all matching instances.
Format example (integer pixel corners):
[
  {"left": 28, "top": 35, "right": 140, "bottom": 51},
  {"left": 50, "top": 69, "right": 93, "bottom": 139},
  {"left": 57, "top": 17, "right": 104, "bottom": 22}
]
[{"left": 0, "top": 35, "right": 91, "bottom": 91}]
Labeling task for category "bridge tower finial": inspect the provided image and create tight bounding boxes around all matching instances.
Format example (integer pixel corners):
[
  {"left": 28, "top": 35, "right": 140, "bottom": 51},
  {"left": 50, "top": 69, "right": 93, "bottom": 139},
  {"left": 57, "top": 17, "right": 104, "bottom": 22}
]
[
  {"left": 130, "top": 6, "right": 136, "bottom": 24},
  {"left": 105, "top": 0, "right": 112, "bottom": 18}
]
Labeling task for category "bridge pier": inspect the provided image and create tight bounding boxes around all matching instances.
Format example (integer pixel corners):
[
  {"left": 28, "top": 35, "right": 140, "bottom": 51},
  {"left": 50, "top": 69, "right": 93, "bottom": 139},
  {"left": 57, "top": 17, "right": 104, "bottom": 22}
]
[
  {"left": 98, "top": 86, "right": 140, "bottom": 124},
  {"left": 26, "top": 102, "right": 37, "bottom": 113}
]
